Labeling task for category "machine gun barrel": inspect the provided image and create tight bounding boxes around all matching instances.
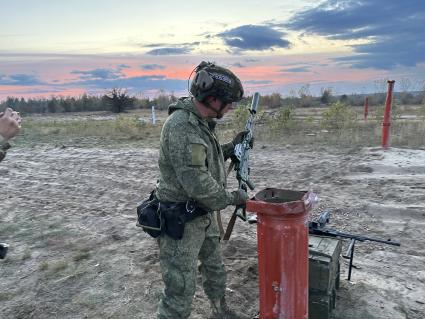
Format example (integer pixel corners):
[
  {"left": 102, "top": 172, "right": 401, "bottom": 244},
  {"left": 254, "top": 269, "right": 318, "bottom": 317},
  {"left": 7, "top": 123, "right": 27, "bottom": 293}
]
[
  {"left": 309, "top": 227, "right": 401, "bottom": 246},
  {"left": 309, "top": 210, "right": 401, "bottom": 280}
]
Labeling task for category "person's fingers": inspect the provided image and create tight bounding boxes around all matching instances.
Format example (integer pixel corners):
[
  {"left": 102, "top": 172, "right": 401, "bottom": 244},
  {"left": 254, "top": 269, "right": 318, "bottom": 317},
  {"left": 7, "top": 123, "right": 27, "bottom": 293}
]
[
  {"left": 1, "top": 109, "right": 22, "bottom": 128},
  {"left": 10, "top": 111, "right": 20, "bottom": 120},
  {"left": 10, "top": 111, "right": 22, "bottom": 124},
  {"left": 0, "top": 112, "right": 4, "bottom": 118}
]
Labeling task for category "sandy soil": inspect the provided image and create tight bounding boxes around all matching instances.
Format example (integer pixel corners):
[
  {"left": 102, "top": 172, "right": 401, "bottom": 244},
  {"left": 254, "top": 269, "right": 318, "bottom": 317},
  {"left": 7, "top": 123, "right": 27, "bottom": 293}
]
[{"left": 0, "top": 143, "right": 424, "bottom": 319}]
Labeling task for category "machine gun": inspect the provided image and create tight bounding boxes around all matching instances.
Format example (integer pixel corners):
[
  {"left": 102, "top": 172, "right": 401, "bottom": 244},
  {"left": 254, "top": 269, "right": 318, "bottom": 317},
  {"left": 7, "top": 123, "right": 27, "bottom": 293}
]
[
  {"left": 223, "top": 92, "right": 260, "bottom": 241},
  {"left": 309, "top": 211, "right": 401, "bottom": 280}
]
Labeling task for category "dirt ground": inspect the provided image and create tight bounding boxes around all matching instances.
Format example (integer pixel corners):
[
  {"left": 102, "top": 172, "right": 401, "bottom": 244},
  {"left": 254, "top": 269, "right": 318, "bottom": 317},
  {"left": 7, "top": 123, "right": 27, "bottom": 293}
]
[{"left": 1, "top": 142, "right": 424, "bottom": 318}]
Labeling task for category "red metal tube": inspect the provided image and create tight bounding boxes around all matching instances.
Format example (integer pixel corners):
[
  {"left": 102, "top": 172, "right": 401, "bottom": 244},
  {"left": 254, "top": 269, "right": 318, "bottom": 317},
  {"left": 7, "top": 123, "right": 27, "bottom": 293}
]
[
  {"left": 364, "top": 97, "right": 369, "bottom": 121},
  {"left": 247, "top": 189, "right": 313, "bottom": 319},
  {"left": 382, "top": 80, "right": 395, "bottom": 149}
]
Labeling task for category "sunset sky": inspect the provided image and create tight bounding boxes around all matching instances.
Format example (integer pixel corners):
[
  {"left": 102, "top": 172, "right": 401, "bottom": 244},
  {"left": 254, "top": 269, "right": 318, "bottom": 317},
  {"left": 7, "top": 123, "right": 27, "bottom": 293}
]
[{"left": 1, "top": 0, "right": 424, "bottom": 100}]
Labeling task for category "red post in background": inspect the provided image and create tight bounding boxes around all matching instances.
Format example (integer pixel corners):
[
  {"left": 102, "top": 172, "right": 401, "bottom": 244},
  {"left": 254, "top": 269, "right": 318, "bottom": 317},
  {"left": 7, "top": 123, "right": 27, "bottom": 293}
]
[
  {"left": 382, "top": 80, "right": 395, "bottom": 149},
  {"left": 247, "top": 189, "right": 313, "bottom": 319},
  {"left": 364, "top": 97, "right": 369, "bottom": 121}
]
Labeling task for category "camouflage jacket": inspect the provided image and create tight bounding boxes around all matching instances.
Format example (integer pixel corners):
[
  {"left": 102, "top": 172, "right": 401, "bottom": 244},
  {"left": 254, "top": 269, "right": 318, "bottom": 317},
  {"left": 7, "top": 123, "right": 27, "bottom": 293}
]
[
  {"left": 0, "top": 136, "right": 10, "bottom": 163},
  {"left": 156, "top": 97, "right": 234, "bottom": 211}
]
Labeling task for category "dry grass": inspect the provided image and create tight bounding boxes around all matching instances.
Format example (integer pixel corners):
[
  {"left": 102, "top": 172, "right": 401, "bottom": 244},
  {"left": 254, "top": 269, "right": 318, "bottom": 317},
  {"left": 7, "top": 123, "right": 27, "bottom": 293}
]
[
  {"left": 14, "top": 114, "right": 162, "bottom": 147},
  {"left": 219, "top": 103, "right": 425, "bottom": 148},
  {"left": 72, "top": 248, "right": 91, "bottom": 262},
  {"left": 13, "top": 104, "right": 425, "bottom": 149}
]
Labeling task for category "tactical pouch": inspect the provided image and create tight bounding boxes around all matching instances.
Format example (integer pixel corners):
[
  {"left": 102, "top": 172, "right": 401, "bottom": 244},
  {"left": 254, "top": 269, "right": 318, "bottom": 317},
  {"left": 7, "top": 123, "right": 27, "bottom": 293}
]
[
  {"left": 136, "top": 191, "right": 162, "bottom": 238},
  {"left": 162, "top": 203, "right": 187, "bottom": 240},
  {"left": 160, "top": 201, "right": 209, "bottom": 240}
]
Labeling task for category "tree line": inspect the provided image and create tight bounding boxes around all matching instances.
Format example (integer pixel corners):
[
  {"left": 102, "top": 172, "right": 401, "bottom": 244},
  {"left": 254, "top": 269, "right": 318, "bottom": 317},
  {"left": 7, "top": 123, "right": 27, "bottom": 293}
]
[{"left": 1, "top": 86, "right": 424, "bottom": 115}]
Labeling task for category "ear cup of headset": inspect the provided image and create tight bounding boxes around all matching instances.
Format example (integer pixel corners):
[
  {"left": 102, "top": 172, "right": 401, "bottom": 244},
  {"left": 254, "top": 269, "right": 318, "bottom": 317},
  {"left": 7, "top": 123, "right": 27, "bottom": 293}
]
[{"left": 194, "top": 69, "right": 214, "bottom": 91}]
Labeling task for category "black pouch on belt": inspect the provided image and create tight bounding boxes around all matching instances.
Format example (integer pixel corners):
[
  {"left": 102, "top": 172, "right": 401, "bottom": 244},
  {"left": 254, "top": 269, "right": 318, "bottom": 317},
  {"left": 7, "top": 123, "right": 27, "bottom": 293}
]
[
  {"left": 136, "top": 190, "right": 162, "bottom": 238},
  {"left": 161, "top": 201, "right": 209, "bottom": 240}
]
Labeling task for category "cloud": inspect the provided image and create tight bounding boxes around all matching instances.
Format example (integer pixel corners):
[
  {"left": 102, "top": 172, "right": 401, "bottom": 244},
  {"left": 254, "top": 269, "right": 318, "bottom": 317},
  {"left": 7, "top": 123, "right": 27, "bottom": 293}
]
[
  {"left": 0, "top": 73, "right": 43, "bottom": 86},
  {"left": 145, "top": 47, "right": 191, "bottom": 55},
  {"left": 218, "top": 25, "right": 291, "bottom": 51},
  {"left": 70, "top": 75, "right": 186, "bottom": 93},
  {"left": 71, "top": 68, "right": 123, "bottom": 80},
  {"left": 244, "top": 58, "right": 260, "bottom": 63},
  {"left": 140, "top": 64, "right": 166, "bottom": 70},
  {"left": 143, "top": 41, "right": 199, "bottom": 48},
  {"left": 245, "top": 80, "right": 273, "bottom": 85},
  {"left": 231, "top": 62, "right": 246, "bottom": 68},
  {"left": 286, "top": 0, "right": 425, "bottom": 69},
  {"left": 282, "top": 66, "right": 311, "bottom": 73}
]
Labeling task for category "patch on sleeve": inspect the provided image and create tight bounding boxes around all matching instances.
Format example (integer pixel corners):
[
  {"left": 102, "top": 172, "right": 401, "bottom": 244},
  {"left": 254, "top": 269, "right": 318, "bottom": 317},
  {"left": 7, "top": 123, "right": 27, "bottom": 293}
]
[{"left": 191, "top": 143, "right": 207, "bottom": 167}]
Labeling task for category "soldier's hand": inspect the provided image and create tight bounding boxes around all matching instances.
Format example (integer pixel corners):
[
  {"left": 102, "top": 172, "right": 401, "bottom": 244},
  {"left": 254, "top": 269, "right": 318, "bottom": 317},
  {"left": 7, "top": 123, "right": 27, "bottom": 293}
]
[
  {"left": 0, "top": 108, "right": 22, "bottom": 141},
  {"left": 232, "top": 130, "right": 254, "bottom": 148},
  {"left": 231, "top": 189, "right": 249, "bottom": 206}
]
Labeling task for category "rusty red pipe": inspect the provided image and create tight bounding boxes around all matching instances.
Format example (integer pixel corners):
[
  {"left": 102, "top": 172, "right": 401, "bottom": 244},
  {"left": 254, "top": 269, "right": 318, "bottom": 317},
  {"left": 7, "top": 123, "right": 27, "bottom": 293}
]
[
  {"left": 247, "top": 189, "right": 313, "bottom": 319},
  {"left": 382, "top": 80, "right": 395, "bottom": 149},
  {"left": 364, "top": 97, "right": 369, "bottom": 121}
]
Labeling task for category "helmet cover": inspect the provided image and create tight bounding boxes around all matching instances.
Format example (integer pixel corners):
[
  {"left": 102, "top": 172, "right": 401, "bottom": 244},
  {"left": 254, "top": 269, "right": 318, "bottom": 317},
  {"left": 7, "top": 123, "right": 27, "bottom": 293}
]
[{"left": 190, "top": 61, "right": 244, "bottom": 104}]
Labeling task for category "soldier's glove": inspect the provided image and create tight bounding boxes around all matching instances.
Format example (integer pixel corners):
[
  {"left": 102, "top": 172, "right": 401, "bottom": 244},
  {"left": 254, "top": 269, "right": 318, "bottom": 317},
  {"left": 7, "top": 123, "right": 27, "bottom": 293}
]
[
  {"left": 232, "top": 130, "right": 254, "bottom": 149},
  {"left": 231, "top": 189, "right": 249, "bottom": 206}
]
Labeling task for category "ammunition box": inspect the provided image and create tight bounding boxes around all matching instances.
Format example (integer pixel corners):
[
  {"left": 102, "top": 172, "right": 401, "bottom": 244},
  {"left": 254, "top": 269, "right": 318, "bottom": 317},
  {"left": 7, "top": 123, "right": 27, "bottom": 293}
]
[
  {"left": 308, "top": 235, "right": 342, "bottom": 319},
  {"left": 309, "top": 291, "right": 337, "bottom": 319}
]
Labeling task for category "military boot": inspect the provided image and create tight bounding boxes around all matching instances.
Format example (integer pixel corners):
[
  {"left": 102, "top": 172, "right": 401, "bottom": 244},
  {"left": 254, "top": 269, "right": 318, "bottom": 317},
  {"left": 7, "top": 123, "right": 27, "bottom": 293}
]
[{"left": 208, "top": 297, "right": 250, "bottom": 319}]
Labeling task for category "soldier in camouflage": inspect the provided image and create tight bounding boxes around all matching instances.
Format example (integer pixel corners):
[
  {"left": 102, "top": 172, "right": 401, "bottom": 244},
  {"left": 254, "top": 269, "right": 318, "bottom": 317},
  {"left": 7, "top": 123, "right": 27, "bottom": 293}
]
[{"left": 156, "top": 62, "right": 250, "bottom": 319}]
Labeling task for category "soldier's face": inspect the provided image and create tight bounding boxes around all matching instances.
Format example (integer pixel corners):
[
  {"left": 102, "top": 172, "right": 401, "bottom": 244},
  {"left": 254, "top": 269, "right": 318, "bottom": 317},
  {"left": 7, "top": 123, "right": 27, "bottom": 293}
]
[{"left": 209, "top": 98, "right": 232, "bottom": 119}]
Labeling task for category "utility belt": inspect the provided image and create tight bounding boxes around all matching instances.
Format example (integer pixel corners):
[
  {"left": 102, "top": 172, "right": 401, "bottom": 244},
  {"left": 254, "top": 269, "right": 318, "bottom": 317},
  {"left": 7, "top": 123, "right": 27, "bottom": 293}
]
[
  {"left": 160, "top": 200, "right": 209, "bottom": 240},
  {"left": 137, "top": 191, "right": 210, "bottom": 240}
]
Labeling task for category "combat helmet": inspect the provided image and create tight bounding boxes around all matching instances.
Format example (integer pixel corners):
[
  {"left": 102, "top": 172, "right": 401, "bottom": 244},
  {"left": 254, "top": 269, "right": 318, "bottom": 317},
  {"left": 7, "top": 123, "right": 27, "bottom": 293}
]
[{"left": 190, "top": 61, "right": 244, "bottom": 104}]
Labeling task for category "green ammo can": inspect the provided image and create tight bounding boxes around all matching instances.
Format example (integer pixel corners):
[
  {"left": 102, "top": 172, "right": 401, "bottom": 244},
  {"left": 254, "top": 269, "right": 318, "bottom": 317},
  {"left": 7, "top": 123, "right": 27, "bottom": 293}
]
[{"left": 308, "top": 235, "right": 342, "bottom": 319}]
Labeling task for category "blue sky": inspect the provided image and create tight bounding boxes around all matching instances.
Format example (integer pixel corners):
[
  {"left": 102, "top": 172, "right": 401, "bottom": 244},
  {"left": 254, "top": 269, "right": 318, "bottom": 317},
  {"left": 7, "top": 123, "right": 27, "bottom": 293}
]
[{"left": 1, "top": 0, "right": 424, "bottom": 100}]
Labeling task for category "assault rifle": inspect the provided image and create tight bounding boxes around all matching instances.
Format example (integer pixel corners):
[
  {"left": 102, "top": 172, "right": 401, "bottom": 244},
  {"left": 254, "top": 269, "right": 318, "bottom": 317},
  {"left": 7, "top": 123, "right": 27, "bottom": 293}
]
[
  {"left": 309, "top": 211, "right": 401, "bottom": 280},
  {"left": 223, "top": 92, "right": 260, "bottom": 241}
]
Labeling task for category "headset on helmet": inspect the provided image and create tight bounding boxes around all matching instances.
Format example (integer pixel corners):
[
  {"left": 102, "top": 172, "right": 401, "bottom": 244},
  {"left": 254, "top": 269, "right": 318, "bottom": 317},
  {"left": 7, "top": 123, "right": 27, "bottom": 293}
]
[{"left": 189, "top": 61, "right": 244, "bottom": 104}]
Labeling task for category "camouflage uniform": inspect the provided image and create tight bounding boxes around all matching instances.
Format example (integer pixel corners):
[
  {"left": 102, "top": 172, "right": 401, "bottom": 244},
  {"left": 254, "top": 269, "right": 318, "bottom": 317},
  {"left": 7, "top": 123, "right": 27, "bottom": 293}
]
[
  {"left": 0, "top": 137, "right": 10, "bottom": 163},
  {"left": 156, "top": 97, "right": 234, "bottom": 319},
  {"left": 0, "top": 137, "right": 11, "bottom": 259}
]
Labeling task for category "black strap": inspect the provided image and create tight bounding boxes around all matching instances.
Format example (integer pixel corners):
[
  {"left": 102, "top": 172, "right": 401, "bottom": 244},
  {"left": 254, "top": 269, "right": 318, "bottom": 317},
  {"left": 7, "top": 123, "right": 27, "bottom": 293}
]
[{"left": 159, "top": 200, "right": 209, "bottom": 222}]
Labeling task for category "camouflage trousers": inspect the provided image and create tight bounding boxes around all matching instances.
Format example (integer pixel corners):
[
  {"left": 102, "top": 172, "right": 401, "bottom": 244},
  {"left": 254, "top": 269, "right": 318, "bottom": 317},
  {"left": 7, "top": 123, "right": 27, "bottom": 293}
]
[{"left": 157, "top": 212, "right": 226, "bottom": 319}]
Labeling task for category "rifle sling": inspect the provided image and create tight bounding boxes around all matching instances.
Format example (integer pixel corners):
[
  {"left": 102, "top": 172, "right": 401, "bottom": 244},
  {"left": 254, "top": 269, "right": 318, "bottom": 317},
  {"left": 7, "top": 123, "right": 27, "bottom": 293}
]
[{"left": 223, "top": 208, "right": 238, "bottom": 241}]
